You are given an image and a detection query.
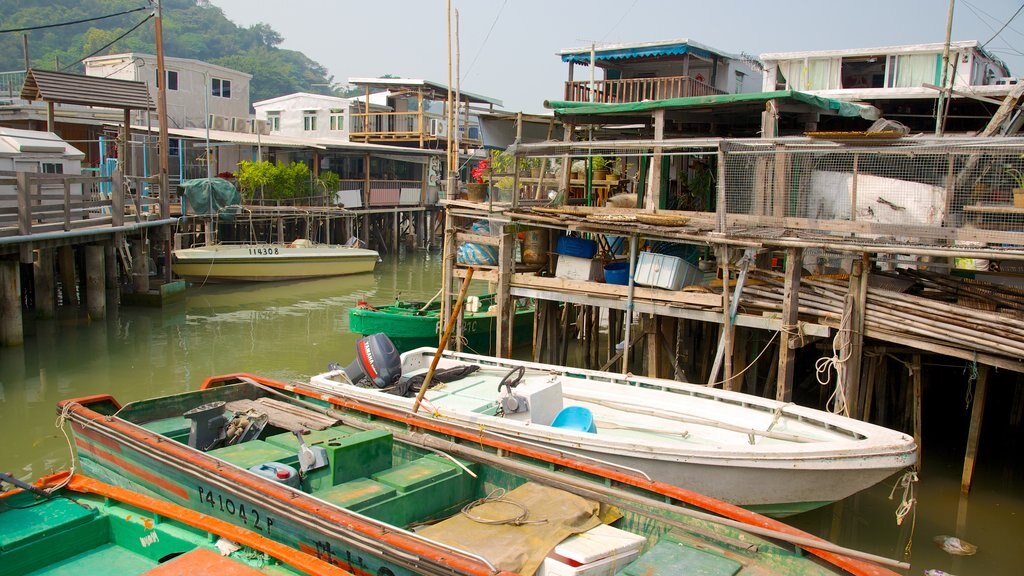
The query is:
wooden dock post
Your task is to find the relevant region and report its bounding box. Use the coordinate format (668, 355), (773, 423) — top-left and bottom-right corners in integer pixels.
(0, 259), (23, 346)
(58, 245), (78, 307)
(776, 247), (803, 402)
(961, 364), (989, 494)
(84, 245), (105, 319)
(495, 225), (514, 358)
(104, 242), (119, 305)
(131, 239), (149, 294)
(33, 248), (56, 319)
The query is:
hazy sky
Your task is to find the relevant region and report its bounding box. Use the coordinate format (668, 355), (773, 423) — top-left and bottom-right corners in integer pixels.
(211, 0), (1024, 113)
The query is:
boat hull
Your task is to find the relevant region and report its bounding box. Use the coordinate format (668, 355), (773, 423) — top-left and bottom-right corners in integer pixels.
(310, 349), (917, 517)
(172, 244), (378, 283)
(349, 297), (535, 354)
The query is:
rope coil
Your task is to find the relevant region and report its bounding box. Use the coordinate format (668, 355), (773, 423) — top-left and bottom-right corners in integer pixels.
(460, 488), (546, 526)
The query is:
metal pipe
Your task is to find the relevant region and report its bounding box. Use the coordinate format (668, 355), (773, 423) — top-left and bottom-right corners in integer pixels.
(0, 218), (179, 246)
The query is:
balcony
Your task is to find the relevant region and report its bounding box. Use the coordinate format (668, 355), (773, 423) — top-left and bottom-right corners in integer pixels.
(349, 112), (481, 146)
(564, 75), (724, 104)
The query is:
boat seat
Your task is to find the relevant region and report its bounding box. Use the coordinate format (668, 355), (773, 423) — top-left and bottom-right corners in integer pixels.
(550, 406), (597, 433)
(0, 497), (99, 552)
(265, 428), (393, 490)
(139, 416), (193, 444)
(207, 440), (298, 470)
(312, 478), (397, 510)
(356, 455), (478, 526)
(619, 540), (742, 576)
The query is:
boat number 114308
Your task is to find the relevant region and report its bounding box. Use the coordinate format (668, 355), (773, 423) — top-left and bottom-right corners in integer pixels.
(248, 247), (280, 255)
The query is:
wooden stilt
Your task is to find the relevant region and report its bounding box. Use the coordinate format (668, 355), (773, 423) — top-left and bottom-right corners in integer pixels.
(776, 247), (803, 402)
(34, 248), (55, 319)
(845, 259), (866, 415)
(58, 245), (78, 307)
(0, 259), (23, 347)
(84, 245), (105, 319)
(495, 226), (514, 358)
(961, 364), (989, 494)
(646, 314), (661, 378)
(131, 239), (149, 294)
(912, 353), (923, 471)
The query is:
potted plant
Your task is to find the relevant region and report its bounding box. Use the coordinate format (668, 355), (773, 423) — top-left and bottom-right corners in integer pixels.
(467, 159), (489, 202)
(592, 156), (609, 180)
(1007, 165), (1024, 208)
(571, 159), (587, 180)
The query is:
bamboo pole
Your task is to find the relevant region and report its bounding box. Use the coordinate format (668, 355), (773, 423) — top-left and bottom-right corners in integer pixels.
(412, 267), (474, 413)
(961, 364), (989, 494)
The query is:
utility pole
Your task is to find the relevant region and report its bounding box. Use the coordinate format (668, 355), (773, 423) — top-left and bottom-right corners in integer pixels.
(154, 0), (172, 280)
(935, 0), (955, 136)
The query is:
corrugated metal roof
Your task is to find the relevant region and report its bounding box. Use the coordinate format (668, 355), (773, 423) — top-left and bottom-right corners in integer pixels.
(347, 77), (503, 107)
(21, 69), (154, 110)
(544, 90), (880, 120)
(559, 39), (722, 64)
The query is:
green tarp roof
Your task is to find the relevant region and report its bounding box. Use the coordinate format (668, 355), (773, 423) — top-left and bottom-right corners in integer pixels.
(544, 90), (879, 120)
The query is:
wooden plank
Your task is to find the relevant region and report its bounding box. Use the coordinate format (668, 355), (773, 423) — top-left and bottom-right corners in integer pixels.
(225, 397), (338, 431)
(511, 272), (721, 307)
(960, 364), (989, 494)
(455, 231), (500, 247)
(776, 247), (802, 402)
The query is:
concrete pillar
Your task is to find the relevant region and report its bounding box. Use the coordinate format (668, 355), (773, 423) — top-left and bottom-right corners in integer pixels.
(0, 259), (23, 346)
(85, 245), (106, 319)
(58, 245), (78, 307)
(33, 248), (56, 319)
(131, 238), (150, 293)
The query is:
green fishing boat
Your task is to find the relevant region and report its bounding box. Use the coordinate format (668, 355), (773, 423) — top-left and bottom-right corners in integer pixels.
(0, 471), (347, 576)
(349, 294), (534, 353)
(58, 376), (907, 576)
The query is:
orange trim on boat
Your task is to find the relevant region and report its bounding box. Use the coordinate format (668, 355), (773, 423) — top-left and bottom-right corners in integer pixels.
(203, 373), (899, 576)
(59, 395), (513, 576)
(66, 474), (352, 576)
(74, 437), (189, 501)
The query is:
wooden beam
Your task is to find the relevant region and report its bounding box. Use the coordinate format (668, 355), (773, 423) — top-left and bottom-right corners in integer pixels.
(960, 364), (989, 494)
(495, 227), (514, 358)
(776, 247), (802, 402)
(646, 109), (665, 211)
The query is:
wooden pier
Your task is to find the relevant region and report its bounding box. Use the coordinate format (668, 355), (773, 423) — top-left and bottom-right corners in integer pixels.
(439, 135), (1024, 495)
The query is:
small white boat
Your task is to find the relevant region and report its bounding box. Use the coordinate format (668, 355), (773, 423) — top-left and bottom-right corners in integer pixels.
(172, 239), (379, 283)
(311, 337), (918, 517)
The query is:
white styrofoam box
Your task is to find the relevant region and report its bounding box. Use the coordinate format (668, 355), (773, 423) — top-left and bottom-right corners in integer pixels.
(633, 252), (699, 290)
(538, 524), (646, 576)
(555, 254), (602, 282)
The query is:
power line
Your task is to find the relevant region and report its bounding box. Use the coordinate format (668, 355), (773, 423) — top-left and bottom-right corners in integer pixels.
(462, 0), (508, 82)
(601, 0), (639, 42)
(61, 13), (154, 72)
(982, 2), (1024, 48)
(0, 6), (150, 34)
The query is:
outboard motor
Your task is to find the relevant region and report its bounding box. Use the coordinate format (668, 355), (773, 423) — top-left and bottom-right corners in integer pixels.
(184, 400), (229, 451)
(345, 333), (402, 388)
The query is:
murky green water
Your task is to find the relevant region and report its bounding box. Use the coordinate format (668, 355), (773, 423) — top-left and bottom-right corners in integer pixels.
(1, 252), (1019, 574)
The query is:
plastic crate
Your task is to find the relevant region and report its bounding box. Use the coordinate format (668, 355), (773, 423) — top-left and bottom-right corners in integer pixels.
(633, 252), (700, 290)
(556, 235), (597, 259)
(555, 254), (602, 281)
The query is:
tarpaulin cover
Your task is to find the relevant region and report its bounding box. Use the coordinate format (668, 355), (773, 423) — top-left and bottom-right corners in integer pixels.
(181, 178), (241, 219)
(418, 482), (602, 575)
(545, 90), (880, 120)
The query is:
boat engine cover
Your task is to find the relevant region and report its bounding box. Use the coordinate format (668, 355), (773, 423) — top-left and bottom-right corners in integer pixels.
(345, 333), (402, 388)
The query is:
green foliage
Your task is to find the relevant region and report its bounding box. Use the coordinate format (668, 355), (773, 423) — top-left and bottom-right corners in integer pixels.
(235, 160), (311, 200)
(0, 0), (334, 105)
(591, 156), (609, 172)
(316, 170), (340, 194)
(1006, 165), (1024, 189)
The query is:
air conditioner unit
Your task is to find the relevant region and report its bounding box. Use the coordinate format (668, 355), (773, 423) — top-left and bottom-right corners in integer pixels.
(429, 118), (447, 137)
(234, 117), (252, 133)
(253, 119), (270, 135)
(208, 114), (228, 131)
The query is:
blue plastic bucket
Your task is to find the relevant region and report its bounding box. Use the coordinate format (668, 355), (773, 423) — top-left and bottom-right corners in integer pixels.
(604, 261), (630, 285)
(550, 406), (597, 433)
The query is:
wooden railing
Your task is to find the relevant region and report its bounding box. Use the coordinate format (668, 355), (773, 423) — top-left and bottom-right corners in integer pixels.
(564, 75), (724, 104)
(0, 171), (165, 240)
(349, 112), (481, 145)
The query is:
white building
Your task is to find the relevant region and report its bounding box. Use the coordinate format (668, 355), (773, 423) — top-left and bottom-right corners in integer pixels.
(0, 127), (84, 209)
(84, 53), (252, 130)
(252, 92), (386, 141)
(760, 41), (1012, 99)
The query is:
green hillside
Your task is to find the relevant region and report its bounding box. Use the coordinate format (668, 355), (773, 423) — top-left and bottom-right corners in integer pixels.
(0, 0), (335, 105)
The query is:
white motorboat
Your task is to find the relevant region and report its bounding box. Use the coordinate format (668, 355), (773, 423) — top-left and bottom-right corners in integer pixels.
(172, 239), (379, 283)
(311, 336), (918, 517)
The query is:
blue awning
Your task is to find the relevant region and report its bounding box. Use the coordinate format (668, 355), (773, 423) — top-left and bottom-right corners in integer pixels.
(561, 42), (714, 64)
